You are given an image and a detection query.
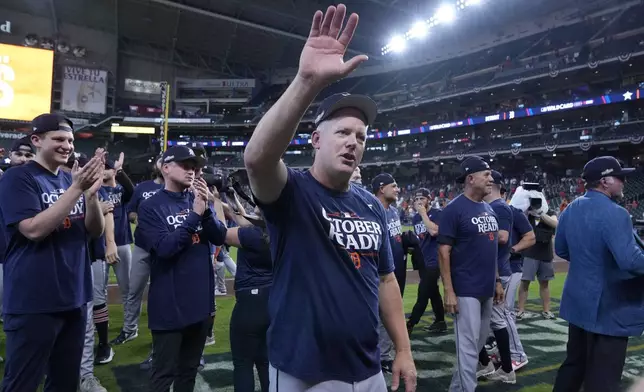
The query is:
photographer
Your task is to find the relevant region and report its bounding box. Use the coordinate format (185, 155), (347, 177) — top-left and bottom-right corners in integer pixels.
(516, 186), (558, 320)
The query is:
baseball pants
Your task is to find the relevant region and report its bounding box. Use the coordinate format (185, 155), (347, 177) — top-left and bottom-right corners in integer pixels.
(123, 245), (151, 333)
(449, 296), (493, 392)
(104, 245), (132, 326)
(215, 248), (237, 293)
(268, 365), (387, 392)
(2, 304), (87, 392)
(80, 260), (108, 379)
(506, 272), (522, 312)
(491, 276), (526, 362)
(378, 315), (394, 362)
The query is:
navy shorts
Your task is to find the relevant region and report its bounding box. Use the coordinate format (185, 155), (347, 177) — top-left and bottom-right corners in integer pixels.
(2, 305), (87, 391)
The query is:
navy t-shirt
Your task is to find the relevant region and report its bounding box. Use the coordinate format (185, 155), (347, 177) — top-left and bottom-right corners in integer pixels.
(385, 205), (405, 271)
(510, 206), (533, 273)
(129, 180), (163, 248)
(234, 226), (273, 291)
(102, 184), (132, 246)
(490, 198), (513, 277)
(89, 187), (109, 262)
(256, 168), (394, 384)
(0, 161), (92, 314)
(137, 189), (227, 330)
(437, 194), (498, 298)
(412, 208), (442, 268)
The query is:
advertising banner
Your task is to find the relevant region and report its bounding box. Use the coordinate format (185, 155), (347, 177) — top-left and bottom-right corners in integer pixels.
(0, 44), (53, 122)
(61, 66), (107, 114)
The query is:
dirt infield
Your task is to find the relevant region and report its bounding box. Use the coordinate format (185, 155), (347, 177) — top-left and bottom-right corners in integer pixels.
(107, 261), (570, 305)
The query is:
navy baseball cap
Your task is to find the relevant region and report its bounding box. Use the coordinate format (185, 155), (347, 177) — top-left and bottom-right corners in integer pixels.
(491, 170), (503, 184)
(10, 137), (34, 153)
(371, 173), (395, 194)
(162, 146), (206, 167)
(314, 93), (378, 127)
(188, 142), (206, 157)
(456, 156), (491, 183)
(582, 156), (635, 182)
(105, 158), (116, 170)
(415, 188), (431, 198)
(31, 113), (73, 135)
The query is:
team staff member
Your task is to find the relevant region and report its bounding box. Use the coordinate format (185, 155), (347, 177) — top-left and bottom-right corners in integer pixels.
(100, 154), (137, 345)
(0, 114), (106, 391)
(516, 193), (558, 320)
(244, 5), (416, 392)
(554, 156), (644, 392)
(222, 200), (272, 392)
(407, 188), (446, 335)
(137, 146), (227, 392)
(372, 173), (404, 373)
(478, 170), (522, 382)
(0, 137), (35, 324)
(437, 156), (503, 392)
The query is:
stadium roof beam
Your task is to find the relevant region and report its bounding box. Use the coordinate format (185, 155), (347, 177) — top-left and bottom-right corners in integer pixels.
(146, 0), (375, 59)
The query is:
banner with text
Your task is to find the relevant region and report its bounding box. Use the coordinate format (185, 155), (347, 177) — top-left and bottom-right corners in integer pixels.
(124, 78), (162, 95)
(61, 67), (107, 114)
(177, 78), (256, 89)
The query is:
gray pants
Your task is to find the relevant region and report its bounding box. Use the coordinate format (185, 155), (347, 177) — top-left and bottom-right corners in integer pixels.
(104, 245), (132, 311)
(123, 245), (150, 333)
(269, 364), (387, 392)
(449, 296), (493, 392)
(215, 248), (237, 293)
(492, 276), (526, 362)
(506, 272), (521, 312)
(377, 317), (393, 362)
(80, 260), (107, 379)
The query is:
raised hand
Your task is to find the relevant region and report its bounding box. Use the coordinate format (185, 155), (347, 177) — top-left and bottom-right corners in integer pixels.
(114, 152), (125, 171)
(298, 4), (368, 88)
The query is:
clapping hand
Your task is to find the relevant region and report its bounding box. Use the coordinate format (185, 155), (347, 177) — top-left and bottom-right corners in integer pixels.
(72, 148), (105, 196)
(192, 178), (209, 216)
(297, 4), (368, 88)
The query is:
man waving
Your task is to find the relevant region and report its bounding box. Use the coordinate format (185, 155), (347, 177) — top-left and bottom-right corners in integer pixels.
(244, 4), (416, 392)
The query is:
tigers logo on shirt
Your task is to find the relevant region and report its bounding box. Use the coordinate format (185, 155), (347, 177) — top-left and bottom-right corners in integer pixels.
(41, 189), (85, 228)
(471, 212), (498, 240)
(322, 207), (383, 269)
(165, 209), (202, 242)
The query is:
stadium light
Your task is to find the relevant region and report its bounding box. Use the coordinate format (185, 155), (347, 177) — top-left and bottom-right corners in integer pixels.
(381, 0), (482, 55)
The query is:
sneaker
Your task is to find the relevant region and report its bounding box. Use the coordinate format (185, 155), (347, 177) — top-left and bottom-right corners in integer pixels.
(486, 367), (517, 384)
(80, 375), (107, 392)
(476, 362), (495, 378)
(489, 351), (500, 365)
(94, 344), (114, 365)
(204, 335), (216, 346)
(140, 351), (153, 370)
(381, 359), (393, 374)
(516, 311), (526, 320)
(198, 356), (205, 372)
(512, 358), (529, 371)
(424, 320), (448, 334)
(542, 311), (556, 320)
(485, 338), (497, 352)
(110, 329), (138, 345)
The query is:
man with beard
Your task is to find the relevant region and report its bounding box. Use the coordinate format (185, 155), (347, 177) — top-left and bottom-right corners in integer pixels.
(407, 188), (446, 335)
(372, 173), (404, 373)
(0, 113), (105, 391)
(554, 156), (644, 392)
(438, 156), (504, 392)
(243, 4), (416, 391)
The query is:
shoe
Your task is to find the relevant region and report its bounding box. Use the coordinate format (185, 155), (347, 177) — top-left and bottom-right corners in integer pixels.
(485, 337), (497, 352)
(476, 362), (495, 378)
(516, 311), (526, 320)
(205, 335), (216, 346)
(80, 375), (107, 392)
(489, 351), (500, 365)
(512, 358), (529, 371)
(486, 367), (517, 384)
(140, 351), (153, 370)
(94, 344), (114, 365)
(198, 356), (205, 372)
(215, 290), (226, 296)
(424, 320), (448, 334)
(110, 329), (138, 345)
(542, 311), (556, 320)
(381, 359), (393, 374)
